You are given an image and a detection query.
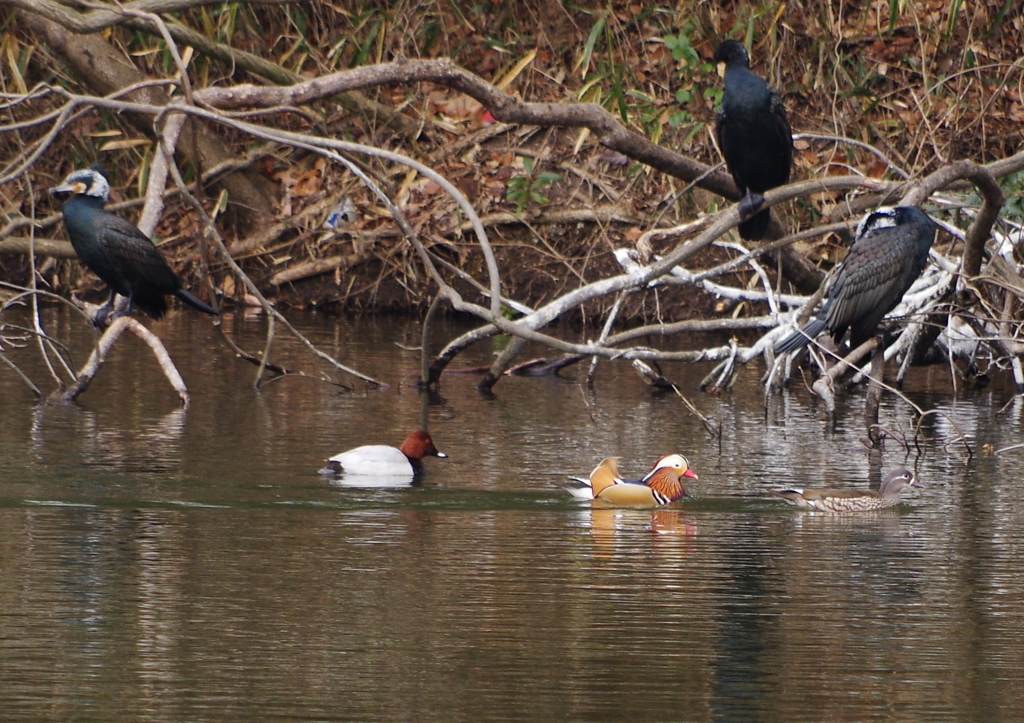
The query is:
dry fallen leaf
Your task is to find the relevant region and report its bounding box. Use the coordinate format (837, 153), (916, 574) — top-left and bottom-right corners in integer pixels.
(442, 93), (484, 119)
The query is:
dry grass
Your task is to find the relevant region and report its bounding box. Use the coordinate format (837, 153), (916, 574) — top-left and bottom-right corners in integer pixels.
(1, 0), (1022, 319)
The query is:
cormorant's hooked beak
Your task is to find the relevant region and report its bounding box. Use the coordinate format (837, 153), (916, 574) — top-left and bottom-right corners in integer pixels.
(50, 180), (85, 196)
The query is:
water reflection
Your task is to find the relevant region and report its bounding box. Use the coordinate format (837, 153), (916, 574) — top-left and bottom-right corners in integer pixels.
(1, 307), (1024, 721)
(328, 474), (420, 488)
(580, 506), (698, 554)
(29, 404), (187, 475)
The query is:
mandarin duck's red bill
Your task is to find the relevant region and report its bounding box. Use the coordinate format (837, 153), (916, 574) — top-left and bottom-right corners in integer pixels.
(563, 454), (696, 507)
(772, 469), (920, 512)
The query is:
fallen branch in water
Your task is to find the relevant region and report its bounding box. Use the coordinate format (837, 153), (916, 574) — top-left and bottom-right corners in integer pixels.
(57, 316), (190, 407)
(3, 54), (1023, 403)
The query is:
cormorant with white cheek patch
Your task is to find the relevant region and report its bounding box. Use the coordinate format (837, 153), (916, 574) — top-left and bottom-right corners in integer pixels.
(51, 165), (218, 325)
(774, 205), (937, 355)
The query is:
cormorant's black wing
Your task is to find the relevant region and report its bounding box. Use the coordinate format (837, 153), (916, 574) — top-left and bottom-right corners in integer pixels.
(714, 63), (792, 240)
(823, 224), (924, 348)
(768, 90), (792, 187)
(93, 212), (180, 293)
(713, 105), (731, 174)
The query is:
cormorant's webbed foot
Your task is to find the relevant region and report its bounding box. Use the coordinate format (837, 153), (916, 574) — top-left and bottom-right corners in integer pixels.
(105, 296), (134, 324)
(737, 191), (766, 222)
(92, 302), (114, 328)
(92, 292), (131, 327)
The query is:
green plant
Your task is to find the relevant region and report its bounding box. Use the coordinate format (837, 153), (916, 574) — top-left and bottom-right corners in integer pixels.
(506, 157), (560, 214)
(663, 28), (699, 70)
(663, 23), (716, 128)
(997, 171), (1024, 223)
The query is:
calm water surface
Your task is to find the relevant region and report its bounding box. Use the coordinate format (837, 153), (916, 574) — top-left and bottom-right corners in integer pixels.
(2, 307), (1023, 722)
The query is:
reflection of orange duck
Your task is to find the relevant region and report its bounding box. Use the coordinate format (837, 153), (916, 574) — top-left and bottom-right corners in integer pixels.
(564, 455), (696, 507)
(649, 508), (697, 537)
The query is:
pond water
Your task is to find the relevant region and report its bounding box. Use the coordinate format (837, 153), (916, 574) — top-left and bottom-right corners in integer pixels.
(2, 306), (1023, 722)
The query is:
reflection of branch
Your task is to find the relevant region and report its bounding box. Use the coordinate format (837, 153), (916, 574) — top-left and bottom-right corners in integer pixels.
(58, 317), (190, 407)
(162, 155), (387, 388)
(0, 351), (42, 398)
(913, 409), (973, 460)
(810, 338), (880, 413)
(670, 382), (721, 439)
(805, 330), (945, 423)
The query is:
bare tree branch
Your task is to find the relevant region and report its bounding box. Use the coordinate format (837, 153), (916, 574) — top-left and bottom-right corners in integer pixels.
(193, 58), (744, 200)
(57, 316), (190, 407)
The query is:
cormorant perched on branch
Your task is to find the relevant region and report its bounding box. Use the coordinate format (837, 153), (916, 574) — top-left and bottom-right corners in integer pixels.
(774, 206), (937, 354)
(51, 165), (219, 324)
(713, 39), (793, 241)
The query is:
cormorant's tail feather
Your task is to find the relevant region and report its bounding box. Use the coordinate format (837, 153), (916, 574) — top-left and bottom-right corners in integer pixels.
(737, 209), (771, 241)
(133, 293), (168, 320)
(774, 318), (828, 354)
(175, 288), (219, 316)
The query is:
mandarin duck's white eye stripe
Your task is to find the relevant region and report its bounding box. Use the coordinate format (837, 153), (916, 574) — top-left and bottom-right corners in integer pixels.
(650, 454), (687, 472)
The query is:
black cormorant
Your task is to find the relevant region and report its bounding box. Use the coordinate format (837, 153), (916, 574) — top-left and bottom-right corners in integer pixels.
(774, 205), (937, 354)
(713, 39), (793, 241)
(51, 165), (218, 324)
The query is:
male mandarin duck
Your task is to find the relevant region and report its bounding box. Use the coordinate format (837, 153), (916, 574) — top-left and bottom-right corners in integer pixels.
(772, 469), (920, 512)
(564, 455), (697, 507)
(319, 430), (446, 478)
